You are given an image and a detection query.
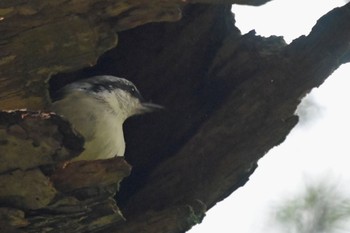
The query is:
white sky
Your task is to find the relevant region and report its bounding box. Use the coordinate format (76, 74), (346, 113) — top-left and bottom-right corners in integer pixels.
(189, 0), (350, 232)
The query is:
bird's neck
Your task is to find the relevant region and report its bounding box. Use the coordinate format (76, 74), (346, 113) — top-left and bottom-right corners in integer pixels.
(103, 93), (130, 121)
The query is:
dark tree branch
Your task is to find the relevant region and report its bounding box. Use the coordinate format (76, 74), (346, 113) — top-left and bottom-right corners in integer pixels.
(120, 2), (350, 216)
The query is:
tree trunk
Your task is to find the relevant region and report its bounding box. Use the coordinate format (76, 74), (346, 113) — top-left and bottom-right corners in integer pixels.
(1, 1), (350, 232)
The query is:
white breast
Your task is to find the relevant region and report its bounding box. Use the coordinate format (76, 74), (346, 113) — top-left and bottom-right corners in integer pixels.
(52, 91), (126, 161)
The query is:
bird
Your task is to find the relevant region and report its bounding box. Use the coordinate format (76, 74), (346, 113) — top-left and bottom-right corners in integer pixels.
(51, 75), (162, 161)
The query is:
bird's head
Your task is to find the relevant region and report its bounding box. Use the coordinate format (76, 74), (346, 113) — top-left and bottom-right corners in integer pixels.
(75, 75), (162, 119)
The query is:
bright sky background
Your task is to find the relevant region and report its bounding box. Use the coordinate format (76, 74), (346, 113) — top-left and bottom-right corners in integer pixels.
(189, 0), (350, 232)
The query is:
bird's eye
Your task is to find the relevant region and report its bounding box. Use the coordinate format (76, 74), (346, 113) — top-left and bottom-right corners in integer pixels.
(131, 87), (136, 93)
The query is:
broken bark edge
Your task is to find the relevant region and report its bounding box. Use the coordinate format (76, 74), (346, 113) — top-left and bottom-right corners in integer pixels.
(0, 110), (132, 232)
(112, 200), (207, 233)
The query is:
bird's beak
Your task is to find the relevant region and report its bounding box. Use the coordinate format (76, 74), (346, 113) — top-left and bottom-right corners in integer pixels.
(138, 102), (164, 114)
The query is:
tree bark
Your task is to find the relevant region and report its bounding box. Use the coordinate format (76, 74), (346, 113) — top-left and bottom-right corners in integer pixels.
(1, 1), (350, 232)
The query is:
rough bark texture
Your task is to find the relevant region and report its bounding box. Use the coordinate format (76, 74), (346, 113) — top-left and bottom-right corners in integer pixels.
(0, 111), (131, 232)
(1, 0), (350, 232)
